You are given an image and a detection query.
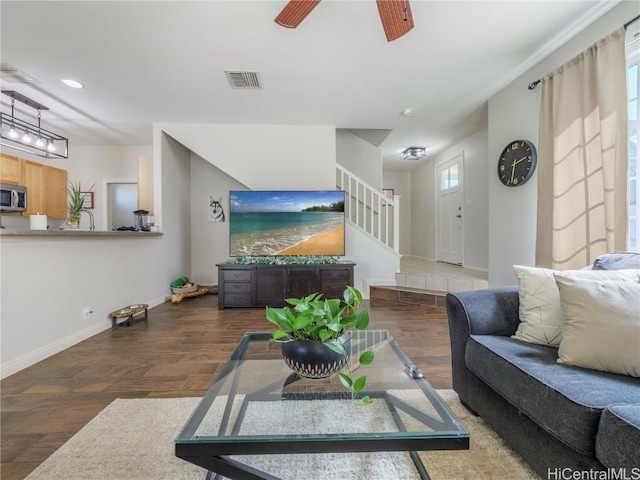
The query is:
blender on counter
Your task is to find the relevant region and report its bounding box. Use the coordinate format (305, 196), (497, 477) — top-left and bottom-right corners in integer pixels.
(133, 209), (154, 232)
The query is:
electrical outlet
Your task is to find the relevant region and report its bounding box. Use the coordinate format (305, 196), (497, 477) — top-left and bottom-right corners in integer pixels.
(82, 307), (93, 321)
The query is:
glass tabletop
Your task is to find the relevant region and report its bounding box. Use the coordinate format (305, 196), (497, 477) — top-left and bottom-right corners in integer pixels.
(175, 330), (468, 454)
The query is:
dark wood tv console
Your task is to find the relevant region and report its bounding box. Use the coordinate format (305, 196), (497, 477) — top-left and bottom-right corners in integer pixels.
(216, 262), (355, 309)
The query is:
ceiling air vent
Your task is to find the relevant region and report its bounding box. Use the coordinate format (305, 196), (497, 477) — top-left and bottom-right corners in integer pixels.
(1, 63), (40, 84)
(225, 71), (262, 89)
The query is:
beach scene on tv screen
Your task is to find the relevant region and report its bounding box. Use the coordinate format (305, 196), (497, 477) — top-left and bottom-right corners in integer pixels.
(229, 190), (345, 256)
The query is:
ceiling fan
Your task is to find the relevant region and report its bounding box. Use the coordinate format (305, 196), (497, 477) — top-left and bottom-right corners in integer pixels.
(274, 0), (414, 42)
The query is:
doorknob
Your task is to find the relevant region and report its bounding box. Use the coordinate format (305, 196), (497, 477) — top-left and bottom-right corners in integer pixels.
(456, 214), (462, 218)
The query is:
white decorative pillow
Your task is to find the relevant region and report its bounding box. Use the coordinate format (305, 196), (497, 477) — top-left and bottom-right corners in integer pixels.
(512, 266), (639, 347)
(554, 274), (640, 377)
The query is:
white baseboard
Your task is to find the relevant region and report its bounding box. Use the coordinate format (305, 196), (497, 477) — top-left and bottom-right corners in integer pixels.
(0, 321), (111, 380)
(0, 294), (169, 380)
(462, 263), (489, 273)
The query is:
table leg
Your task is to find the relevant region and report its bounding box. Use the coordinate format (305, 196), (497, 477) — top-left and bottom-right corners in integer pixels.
(184, 455), (281, 480)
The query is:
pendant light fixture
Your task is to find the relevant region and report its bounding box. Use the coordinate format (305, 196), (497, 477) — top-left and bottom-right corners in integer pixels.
(1, 90), (68, 159)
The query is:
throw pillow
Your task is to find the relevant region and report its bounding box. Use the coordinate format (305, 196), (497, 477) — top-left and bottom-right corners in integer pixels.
(512, 266), (639, 347)
(592, 252), (640, 270)
(554, 274), (640, 377)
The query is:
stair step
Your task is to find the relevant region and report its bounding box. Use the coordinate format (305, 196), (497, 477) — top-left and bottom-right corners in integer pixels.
(370, 286), (447, 308)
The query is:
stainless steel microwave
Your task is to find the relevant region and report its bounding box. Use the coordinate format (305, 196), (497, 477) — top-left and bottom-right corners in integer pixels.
(0, 183), (27, 212)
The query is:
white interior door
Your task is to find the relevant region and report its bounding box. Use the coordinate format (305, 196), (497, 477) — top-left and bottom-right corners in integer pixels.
(436, 154), (464, 265)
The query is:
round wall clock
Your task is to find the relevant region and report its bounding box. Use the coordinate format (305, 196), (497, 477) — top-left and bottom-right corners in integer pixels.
(497, 140), (537, 187)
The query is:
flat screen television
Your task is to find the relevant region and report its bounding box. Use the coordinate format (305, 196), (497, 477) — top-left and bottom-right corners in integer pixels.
(229, 190), (345, 257)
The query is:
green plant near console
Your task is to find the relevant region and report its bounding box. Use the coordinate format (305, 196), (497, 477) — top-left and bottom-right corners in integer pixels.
(265, 286), (375, 404)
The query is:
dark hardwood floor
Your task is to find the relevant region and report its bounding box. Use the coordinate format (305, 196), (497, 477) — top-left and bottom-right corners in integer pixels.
(0, 293), (452, 480)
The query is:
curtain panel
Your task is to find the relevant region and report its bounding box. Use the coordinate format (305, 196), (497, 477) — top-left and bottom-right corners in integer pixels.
(536, 27), (628, 270)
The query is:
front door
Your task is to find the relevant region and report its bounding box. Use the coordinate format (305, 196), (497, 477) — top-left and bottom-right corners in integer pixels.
(436, 154), (464, 265)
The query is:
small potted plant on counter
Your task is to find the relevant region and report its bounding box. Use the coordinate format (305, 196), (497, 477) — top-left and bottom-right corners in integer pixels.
(66, 181), (93, 229)
(266, 286), (375, 404)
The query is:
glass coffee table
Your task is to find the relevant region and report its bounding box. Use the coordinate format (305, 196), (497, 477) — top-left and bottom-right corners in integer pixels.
(175, 330), (469, 480)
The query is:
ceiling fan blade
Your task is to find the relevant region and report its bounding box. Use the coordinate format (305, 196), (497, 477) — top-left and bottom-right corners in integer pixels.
(376, 0), (414, 42)
(275, 0), (321, 28)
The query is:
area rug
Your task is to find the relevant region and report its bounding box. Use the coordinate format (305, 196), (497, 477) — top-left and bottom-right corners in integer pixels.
(25, 390), (540, 480)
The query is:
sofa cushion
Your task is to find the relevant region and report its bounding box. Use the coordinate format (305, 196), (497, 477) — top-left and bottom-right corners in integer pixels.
(512, 265), (639, 347)
(465, 335), (640, 456)
(592, 252), (640, 270)
(596, 404), (640, 468)
(554, 275), (640, 377)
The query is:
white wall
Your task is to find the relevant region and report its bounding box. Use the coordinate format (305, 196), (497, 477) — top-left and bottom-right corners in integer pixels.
(487, 1), (637, 287)
(0, 133), (190, 378)
(381, 169), (412, 255)
(345, 222), (400, 296)
(409, 127), (489, 270)
(155, 132), (193, 281)
(190, 153), (246, 285)
(156, 124), (336, 190)
(336, 129), (383, 189)
(0, 235), (167, 377)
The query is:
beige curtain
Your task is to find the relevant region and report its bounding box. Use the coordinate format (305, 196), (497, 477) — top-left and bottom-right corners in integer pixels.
(537, 27), (628, 270)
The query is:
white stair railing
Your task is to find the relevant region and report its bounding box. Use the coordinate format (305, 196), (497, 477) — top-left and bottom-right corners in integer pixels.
(336, 164), (400, 253)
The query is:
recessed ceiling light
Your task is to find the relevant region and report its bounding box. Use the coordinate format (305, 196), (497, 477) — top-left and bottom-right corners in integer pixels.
(61, 78), (84, 89)
(401, 108), (414, 117)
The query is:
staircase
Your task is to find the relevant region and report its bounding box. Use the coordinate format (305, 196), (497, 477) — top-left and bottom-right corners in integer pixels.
(336, 164), (399, 254)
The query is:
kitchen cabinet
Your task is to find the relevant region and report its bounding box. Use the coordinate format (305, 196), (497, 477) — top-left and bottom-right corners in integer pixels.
(1, 155), (68, 218)
(217, 262), (355, 309)
(22, 160), (45, 215)
(22, 161), (68, 218)
(44, 166), (68, 218)
(0, 154), (23, 185)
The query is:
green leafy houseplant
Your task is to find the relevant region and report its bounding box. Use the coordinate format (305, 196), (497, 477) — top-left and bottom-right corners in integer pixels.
(266, 286), (375, 404)
(66, 181), (94, 225)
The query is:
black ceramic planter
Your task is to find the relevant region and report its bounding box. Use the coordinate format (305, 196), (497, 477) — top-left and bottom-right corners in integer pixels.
(282, 333), (351, 379)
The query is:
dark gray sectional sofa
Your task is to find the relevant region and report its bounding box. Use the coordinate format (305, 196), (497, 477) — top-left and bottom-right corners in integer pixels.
(445, 254), (640, 477)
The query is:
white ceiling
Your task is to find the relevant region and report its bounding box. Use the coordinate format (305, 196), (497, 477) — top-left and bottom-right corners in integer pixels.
(0, 0), (619, 169)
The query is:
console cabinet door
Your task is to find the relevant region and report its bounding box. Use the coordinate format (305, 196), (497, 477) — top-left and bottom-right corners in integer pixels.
(287, 267), (319, 299)
(253, 268), (287, 306)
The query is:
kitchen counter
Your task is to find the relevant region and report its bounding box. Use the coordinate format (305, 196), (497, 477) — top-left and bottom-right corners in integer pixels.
(0, 229), (162, 237)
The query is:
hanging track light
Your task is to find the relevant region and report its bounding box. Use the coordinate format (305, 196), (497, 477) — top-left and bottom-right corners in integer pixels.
(1, 90), (68, 159)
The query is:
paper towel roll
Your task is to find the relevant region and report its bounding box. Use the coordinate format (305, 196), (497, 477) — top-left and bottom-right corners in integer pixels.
(30, 214), (47, 230)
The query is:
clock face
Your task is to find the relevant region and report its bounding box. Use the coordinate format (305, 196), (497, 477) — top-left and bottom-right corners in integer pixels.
(497, 140), (537, 187)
